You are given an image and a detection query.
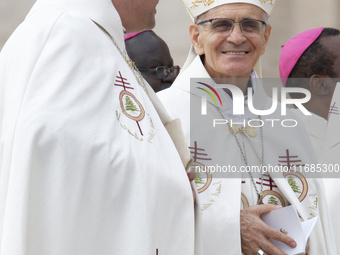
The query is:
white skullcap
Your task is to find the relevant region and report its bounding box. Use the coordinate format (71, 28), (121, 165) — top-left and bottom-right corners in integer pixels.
(181, 0), (276, 20)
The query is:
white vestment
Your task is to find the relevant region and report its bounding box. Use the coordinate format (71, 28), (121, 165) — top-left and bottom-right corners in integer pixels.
(158, 55), (336, 254)
(291, 109), (340, 254)
(0, 0), (197, 254)
(318, 84), (340, 254)
(291, 109), (327, 159)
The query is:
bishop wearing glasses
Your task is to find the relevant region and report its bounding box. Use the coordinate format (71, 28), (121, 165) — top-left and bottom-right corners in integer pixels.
(158, 0), (336, 254)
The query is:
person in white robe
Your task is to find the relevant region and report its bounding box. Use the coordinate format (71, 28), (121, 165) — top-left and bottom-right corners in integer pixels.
(280, 27), (340, 253)
(0, 0), (198, 254)
(319, 86), (340, 254)
(158, 1), (336, 254)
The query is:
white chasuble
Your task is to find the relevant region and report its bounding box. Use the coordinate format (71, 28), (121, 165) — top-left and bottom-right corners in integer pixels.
(291, 109), (327, 159)
(158, 55), (336, 255)
(0, 0), (196, 254)
(319, 84), (340, 254)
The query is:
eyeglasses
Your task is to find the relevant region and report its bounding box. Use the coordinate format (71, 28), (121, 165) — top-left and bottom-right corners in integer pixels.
(139, 66), (180, 80)
(197, 18), (267, 35)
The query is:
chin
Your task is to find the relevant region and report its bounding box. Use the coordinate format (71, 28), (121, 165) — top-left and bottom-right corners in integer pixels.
(130, 17), (155, 32)
(145, 16), (156, 30)
(221, 65), (253, 78)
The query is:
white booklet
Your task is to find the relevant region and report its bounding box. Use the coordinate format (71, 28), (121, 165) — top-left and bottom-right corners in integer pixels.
(261, 205), (318, 255)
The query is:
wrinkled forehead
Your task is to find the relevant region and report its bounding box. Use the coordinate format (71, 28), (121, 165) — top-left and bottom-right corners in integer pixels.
(197, 3), (267, 21)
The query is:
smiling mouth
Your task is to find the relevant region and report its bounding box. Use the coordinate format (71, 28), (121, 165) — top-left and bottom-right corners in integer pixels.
(222, 51), (248, 55)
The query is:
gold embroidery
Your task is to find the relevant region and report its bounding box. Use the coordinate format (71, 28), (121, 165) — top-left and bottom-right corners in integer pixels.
(227, 124), (257, 137)
(127, 129), (143, 141)
(308, 213), (316, 219)
(191, 0), (215, 8)
(259, 0), (274, 5)
(202, 199), (215, 211)
(211, 183), (222, 196)
(148, 114), (155, 129)
(190, 0), (273, 9)
(245, 125), (257, 137)
(147, 132), (155, 143)
(308, 194), (318, 211)
(202, 203), (212, 211)
(116, 111), (121, 121)
(314, 197), (318, 208)
(115, 110), (148, 142)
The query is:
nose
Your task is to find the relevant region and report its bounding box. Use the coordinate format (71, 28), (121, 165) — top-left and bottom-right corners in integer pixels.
(162, 66), (180, 83)
(226, 23), (246, 45)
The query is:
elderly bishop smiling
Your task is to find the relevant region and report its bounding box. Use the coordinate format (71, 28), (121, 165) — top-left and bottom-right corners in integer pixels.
(158, 0), (337, 254)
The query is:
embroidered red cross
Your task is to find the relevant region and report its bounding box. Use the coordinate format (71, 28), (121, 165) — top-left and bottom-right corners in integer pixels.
(329, 102), (339, 116)
(278, 149), (305, 169)
(256, 175), (277, 190)
(189, 141), (212, 162)
(114, 71), (134, 90)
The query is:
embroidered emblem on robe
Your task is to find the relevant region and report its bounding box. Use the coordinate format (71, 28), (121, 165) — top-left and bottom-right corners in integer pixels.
(191, 0), (215, 8)
(114, 71), (155, 142)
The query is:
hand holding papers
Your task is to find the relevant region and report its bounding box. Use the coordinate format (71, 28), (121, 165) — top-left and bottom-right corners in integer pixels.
(261, 205), (318, 255)
(240, 205), (297, 255)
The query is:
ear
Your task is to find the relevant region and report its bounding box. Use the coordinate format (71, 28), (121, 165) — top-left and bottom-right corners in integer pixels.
(189, 24), (204, 55)
(264, 24), (271, 46)
(309, 74), (335, 96)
